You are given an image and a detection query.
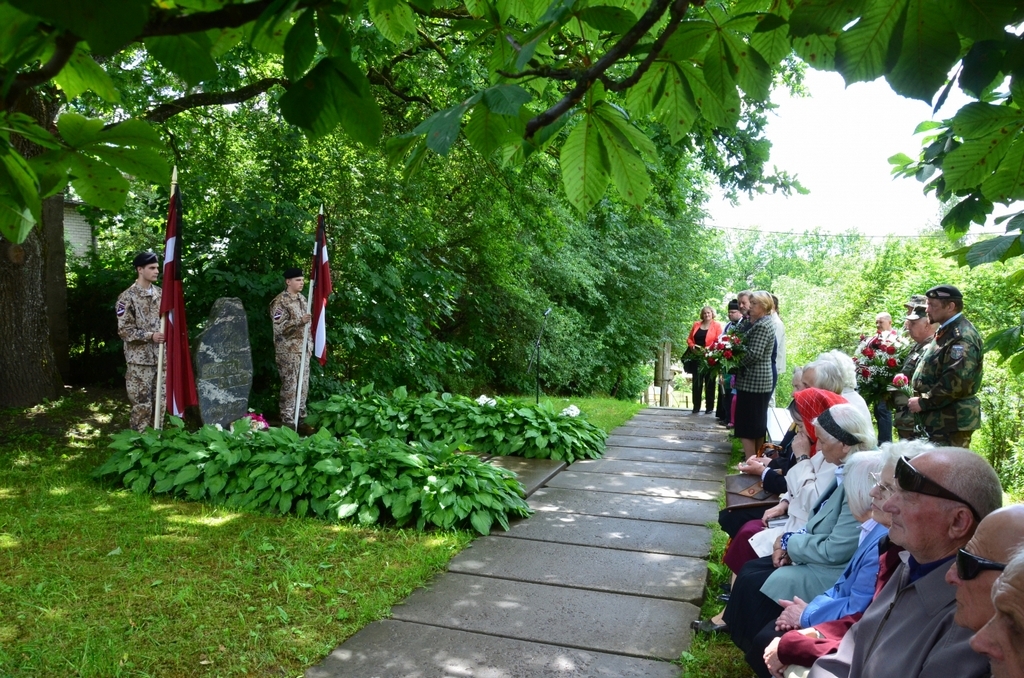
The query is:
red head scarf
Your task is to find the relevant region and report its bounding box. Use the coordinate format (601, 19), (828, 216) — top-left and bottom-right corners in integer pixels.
(792, 387), (847, 454)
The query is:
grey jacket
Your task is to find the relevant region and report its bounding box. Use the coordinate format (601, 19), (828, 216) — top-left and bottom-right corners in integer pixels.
(735, 316), (776, 393)
(807, 555), (989, 678)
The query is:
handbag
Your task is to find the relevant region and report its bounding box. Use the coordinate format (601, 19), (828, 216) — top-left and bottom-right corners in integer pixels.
(725, 474), (780, 509)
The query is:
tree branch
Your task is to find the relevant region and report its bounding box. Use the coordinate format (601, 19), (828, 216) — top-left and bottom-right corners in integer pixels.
(368, 68), (432, 106)
(6, 32), (80, 110)
(141, 0), (326, 38)
(141, 77), (288, 123)
(599, 0), (690, 92)
(524, 0), (695, 138)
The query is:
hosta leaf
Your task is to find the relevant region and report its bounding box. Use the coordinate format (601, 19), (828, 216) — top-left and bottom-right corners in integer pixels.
(835, 0), (907, 84)
(470, 509), (494, 535)
(560, 115), (610, 213)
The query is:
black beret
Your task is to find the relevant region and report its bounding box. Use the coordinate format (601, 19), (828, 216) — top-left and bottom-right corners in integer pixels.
(926, 285), (962, 301)
(133, 251), (158, 268)
(284, 267), (303, 279)
(727, 299), (740, 311)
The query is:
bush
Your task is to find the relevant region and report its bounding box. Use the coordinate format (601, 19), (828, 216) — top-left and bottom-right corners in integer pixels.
(306, 386), (607, 463)
(93, 418), (532, 534)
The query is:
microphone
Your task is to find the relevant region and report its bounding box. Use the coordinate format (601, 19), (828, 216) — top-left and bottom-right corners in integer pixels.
(544, 308), (552, 317)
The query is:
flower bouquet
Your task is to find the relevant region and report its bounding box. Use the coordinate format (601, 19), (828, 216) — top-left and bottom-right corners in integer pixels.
(700, 332), (745, 375)
(853, 334), (911, 405)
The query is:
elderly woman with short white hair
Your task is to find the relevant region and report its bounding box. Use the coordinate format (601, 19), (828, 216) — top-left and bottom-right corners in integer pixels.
(815, 350), (871, 423)
(719, 403), (877, 673)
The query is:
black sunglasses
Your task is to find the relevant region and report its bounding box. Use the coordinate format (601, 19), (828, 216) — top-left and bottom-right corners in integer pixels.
(894, 456), (982, 522)
(956, 548), (1006, 581)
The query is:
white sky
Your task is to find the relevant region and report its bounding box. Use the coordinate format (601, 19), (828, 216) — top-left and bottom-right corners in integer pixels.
(705, 69), (1002, 238)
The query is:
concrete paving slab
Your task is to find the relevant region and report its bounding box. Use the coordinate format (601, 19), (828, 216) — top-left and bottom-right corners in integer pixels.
(606, 434), (732, 453)
(448, 536), (707, 603)
(601, 445), (730, 467)
(486, 456), (566, 497)
(305, 619), (682, 677)
(493, 512), (712, 557)
(390, 573), (699, 660)
(571, 457), (724, 481)
(609, 429), (730, 443)
(528, 487), (719, 525)
(545, 471), (721, 501)
(615, 418), (722, 431)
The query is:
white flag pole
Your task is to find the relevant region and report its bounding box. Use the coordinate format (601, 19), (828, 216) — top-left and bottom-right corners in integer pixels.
(153, 166), (177, 430)
(293, 205), (321, 429)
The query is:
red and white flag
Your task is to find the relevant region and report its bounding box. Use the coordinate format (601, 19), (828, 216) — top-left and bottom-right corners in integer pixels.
(309, 210), (332, 366)
(159, 179), (198, 416)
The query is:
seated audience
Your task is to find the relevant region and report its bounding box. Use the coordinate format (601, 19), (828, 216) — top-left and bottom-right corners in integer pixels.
(806, 446), (1002, 678)
(971, 547), (1024, 678)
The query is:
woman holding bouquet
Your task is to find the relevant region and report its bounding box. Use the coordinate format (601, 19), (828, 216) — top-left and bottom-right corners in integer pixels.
(687, 306), (723, 415)
(735, 292), (777, 458)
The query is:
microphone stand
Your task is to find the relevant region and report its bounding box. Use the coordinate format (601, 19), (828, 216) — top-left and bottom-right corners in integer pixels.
(527, 308), (551, 405)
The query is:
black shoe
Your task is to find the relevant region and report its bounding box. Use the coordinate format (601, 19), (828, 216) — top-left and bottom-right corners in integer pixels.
(691, 619), (729, 634)
(719, 581), (731, 594)
(691, 409), (700, 415)
(716, 593), (730, 603)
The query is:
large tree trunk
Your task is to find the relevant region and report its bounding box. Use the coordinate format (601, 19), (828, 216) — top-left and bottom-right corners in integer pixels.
(0, 228), (64, 407)
(43, 194), (69, 380)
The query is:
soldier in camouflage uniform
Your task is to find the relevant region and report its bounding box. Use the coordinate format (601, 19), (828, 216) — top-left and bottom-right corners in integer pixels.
(892, 295), (935, 440)
(908, 285), (983, 448)
(270, 267), (311, 430)
(117, 251), (165, 432)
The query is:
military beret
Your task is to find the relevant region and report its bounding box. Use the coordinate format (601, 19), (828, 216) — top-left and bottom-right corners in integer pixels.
(904, 294), (927, 309)
(133, 251), (158, 268)
(926, 285), (962, 301)
(727, 299), (740, 311)
(284, 267), (302, 279)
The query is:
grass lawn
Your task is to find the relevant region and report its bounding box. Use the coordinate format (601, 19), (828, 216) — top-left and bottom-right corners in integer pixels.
(0, 388), (641, 677)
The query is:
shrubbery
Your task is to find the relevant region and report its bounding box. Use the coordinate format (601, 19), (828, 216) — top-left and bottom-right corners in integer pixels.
(94, 419), (532, 534)
(306, 386), (607, 463)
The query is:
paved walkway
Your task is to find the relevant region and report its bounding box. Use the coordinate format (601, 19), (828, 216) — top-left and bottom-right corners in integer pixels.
(306, 408), (731, 677)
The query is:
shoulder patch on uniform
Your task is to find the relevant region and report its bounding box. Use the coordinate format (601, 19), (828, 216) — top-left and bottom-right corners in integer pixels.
(116, 301), (126, 316)
(950, 345), (964, 360)
(273, 308), (283, 320)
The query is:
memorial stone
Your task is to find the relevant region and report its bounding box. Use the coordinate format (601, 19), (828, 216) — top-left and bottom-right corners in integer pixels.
(193, 297), (252, 427)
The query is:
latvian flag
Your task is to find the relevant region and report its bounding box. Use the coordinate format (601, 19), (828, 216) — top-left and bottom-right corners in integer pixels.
(159, 177), (199, 416)
(310, 210), (333, 366)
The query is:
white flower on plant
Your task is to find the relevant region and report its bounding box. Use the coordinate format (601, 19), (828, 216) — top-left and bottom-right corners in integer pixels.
(214, 423), (223, 431)
(476, 394), (497, 406)
(560, 405), (581, 417)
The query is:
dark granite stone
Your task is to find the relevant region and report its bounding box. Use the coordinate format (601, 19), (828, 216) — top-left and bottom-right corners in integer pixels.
(193, 297), (252, 427)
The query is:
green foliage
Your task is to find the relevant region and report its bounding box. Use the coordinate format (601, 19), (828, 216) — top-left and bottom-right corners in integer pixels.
(974, 367), (1024, 490)
(93, 417), (533, 534)
(307, 387), (608, 463)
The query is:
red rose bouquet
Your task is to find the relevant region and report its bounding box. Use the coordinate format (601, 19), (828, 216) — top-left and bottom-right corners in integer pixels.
(700, 332), (745, 375)
(853, 333), (911, 405)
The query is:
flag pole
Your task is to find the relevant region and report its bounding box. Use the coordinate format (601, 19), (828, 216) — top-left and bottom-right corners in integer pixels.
(293, 205), (321, 429)
(153, 166), (177, 430)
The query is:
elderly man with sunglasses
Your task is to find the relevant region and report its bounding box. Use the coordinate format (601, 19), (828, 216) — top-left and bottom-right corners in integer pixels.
(808, 447), (1002, 678)
(971, 547), (1024, 678)
(946, 505), (1024, 635)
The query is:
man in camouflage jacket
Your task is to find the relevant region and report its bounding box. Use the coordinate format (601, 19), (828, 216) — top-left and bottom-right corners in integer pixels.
(117, 251), (165, 432)
(270, 267), (311, 429)
(893, 296), (934, 440)
(909, 285), (983, 448)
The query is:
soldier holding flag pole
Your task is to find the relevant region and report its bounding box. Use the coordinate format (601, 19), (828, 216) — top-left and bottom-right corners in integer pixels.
(290, 205), (332, 431)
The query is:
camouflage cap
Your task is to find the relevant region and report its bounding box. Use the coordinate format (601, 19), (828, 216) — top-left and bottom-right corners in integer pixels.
(904, 294), (927, 309)
(906, 306), (928, 321)
(926, 284), (962, 300)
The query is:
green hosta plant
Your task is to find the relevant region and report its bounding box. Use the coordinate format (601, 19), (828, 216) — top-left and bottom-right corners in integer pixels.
(93, 418), (531, 534)
(307, 386), (607, 463)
